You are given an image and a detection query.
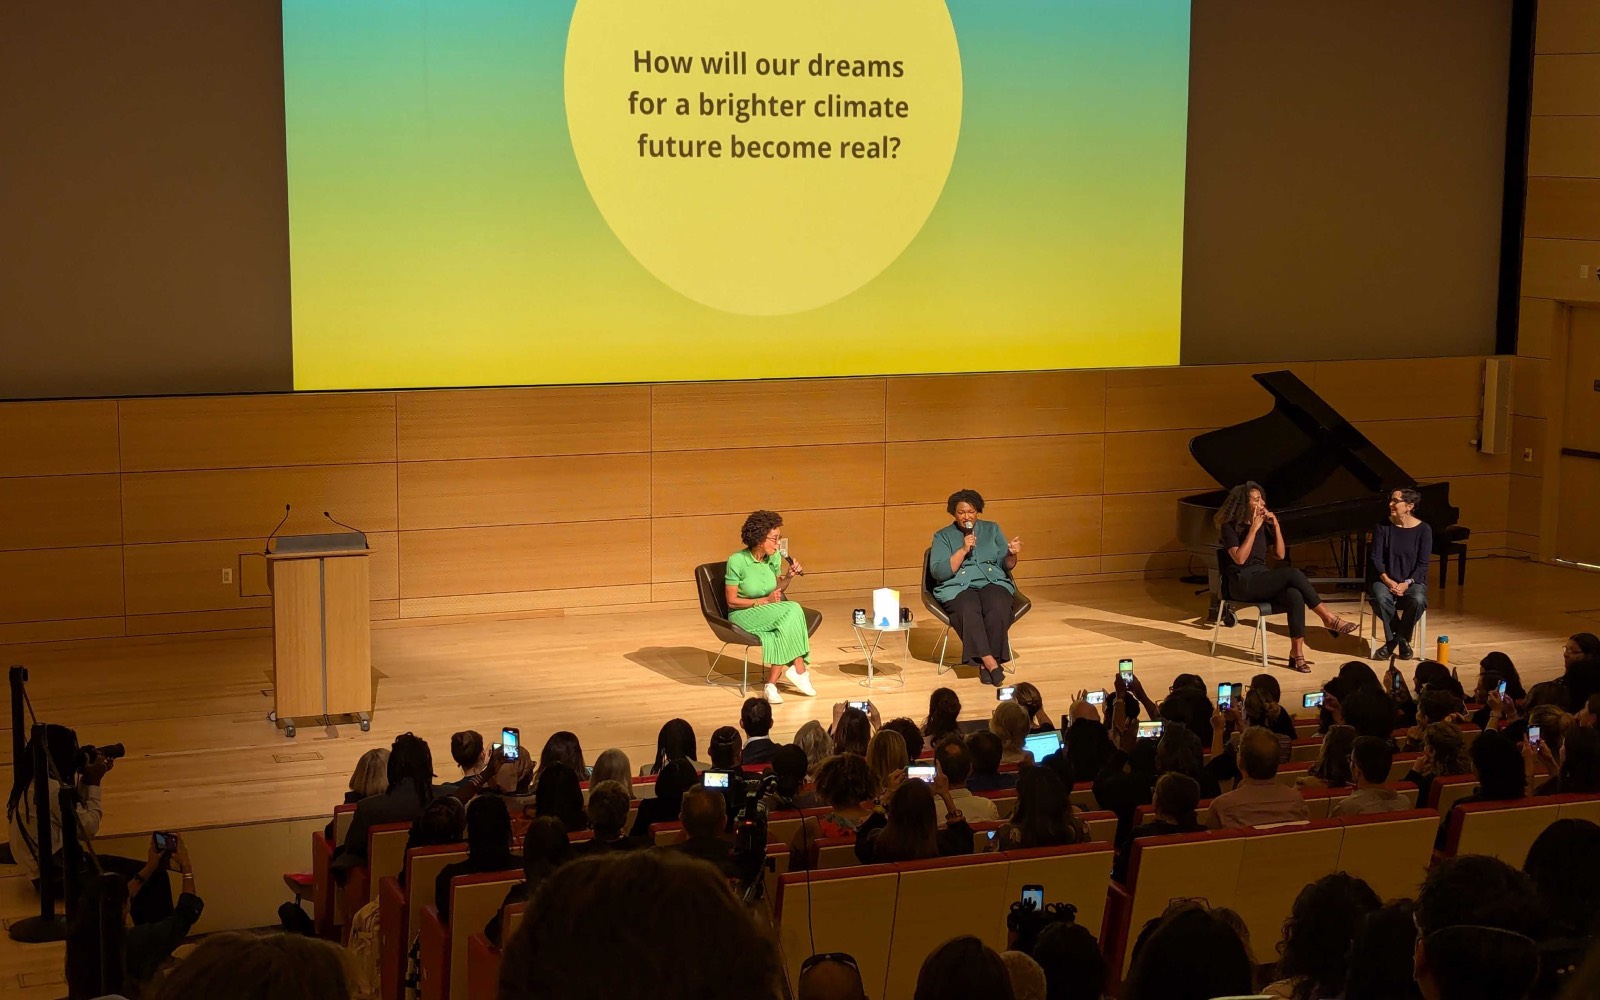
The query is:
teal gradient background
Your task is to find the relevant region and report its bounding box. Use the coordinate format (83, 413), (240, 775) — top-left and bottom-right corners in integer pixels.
(282, 0), (1191, 389)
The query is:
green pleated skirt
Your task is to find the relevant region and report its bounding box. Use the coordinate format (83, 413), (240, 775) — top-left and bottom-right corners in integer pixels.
(728, 601), (811, 666)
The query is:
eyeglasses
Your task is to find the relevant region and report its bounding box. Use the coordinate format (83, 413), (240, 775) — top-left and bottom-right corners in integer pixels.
(800, 952), (861, 977)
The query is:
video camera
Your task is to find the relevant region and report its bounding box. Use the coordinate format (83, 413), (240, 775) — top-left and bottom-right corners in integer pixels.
(732, 772), (781, 900)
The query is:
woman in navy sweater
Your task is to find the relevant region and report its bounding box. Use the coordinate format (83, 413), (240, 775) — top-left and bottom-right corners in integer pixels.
(1369, 488), (1432, 660)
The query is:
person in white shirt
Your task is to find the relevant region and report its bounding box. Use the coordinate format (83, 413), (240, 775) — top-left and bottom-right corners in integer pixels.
(934, 737), (999, 827)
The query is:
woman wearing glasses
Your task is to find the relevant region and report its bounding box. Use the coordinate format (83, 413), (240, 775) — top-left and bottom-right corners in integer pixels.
(725, 509), (815, 705)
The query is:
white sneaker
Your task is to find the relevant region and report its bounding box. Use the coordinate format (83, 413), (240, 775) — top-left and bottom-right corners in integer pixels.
(783, 666), (816, 697)
(764, 683), (784, 704)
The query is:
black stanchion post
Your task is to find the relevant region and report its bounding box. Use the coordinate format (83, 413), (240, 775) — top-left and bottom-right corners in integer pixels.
(96, 872), (126, 998)
(7, 666), (24, 793)
(8, 721), (67, 942)
(59, 785), (82, 921)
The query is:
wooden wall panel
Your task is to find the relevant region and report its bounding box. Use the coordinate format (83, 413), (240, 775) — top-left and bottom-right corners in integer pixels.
(400, 454), (650, 529)
(882, 497), (1102, 570)
(1354, 418), (1510, 479)
(653, 444), (885, 517)
(1521, 238), (1600, 304)
(885, 371), (1105, 441)
(1528, 117), (1600, 178)
(1532, 54), (1600, 115)
(1517, 297), (1560, 361)
(0, 474), (121, 550)
(884, 435), (1103, 505)
(1524, 177), (1600, 240)
(1102, 430), (1212, 494)
(1445, 474), (1511, 535)
(1557, 456), (1600, 564)
(1101, 491), (1189, 556)
(1537, 0), (1600, 53)
(1312, 357), (1487, 420)
(400, 520), (652, 598)
(396, 386), (651, 461)
(122, 465), (398, 543)
(651, 507), (883, 584)
(1104, 364), (1317, 433)
(0, 400), (119, 477)
(652, 378), (885, 451)
(0, 547), (123, 623)
(119, 393), (396, 472)
(123, 532), (398, 617)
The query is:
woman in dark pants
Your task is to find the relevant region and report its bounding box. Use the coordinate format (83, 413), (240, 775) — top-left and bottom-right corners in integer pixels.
(929, 489), (1022, 686)
(1216, 481), (1356, 673)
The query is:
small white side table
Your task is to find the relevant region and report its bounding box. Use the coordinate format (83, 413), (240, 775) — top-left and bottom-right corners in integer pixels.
(850, 621), (912, 689)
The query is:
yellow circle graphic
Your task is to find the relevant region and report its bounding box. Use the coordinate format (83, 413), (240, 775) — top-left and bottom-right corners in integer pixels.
(565, 0), (963, 316)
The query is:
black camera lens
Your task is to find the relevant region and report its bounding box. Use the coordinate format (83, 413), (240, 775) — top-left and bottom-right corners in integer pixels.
(99, 743), (126, 760)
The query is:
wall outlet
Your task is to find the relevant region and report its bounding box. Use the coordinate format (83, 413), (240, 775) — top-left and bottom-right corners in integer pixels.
(222, 567), (233, 584)
(1523, 447), (1534, 462)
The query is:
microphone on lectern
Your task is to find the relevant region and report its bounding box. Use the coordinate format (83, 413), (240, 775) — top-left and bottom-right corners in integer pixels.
(264, 504), (292, 555)
(323, 511), (369, 547)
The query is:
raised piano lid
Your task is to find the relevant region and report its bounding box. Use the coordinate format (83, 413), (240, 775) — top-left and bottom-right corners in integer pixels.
(1187, 370), (1415, 508)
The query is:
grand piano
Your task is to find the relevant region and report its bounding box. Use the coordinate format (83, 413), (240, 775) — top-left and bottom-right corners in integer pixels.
(1176, 371), (1461, 588)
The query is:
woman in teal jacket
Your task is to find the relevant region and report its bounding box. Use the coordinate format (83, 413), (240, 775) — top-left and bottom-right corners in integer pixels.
(929, 489), (1022, 686)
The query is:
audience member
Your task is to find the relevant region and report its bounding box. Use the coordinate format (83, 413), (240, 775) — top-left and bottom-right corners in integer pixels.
(538, 730), (587, 780)
(922, 687), (964, 746)
(589, 748), (633, 798)
(1341, 686), (1402, 743)
(739, 697), (777, 765)
(574, 780), (640, 855)
(708, 725), (744, 771)
(1092, 737), (1158, 843)
(441, 730), (486, 789)
(668, 785), (738, 877)
(1000, 950), (1047, 1000)
(1535, 724), (1600, 795)
(1264, 872), (1381, 1000)
(1061, 720), (1111, 787)
(855, 772), (973, 863)
(339, 732), (435, 865)
(498, 851), (781, 1000)
(486, 816), (570, 945)
(995, 766), (1087, 851)
(1156, 726), (1220, 798)
(990, 702), (1034, 765)
(1208, 727), (1308, 828)
(1402, 722), (1471, 806)
(966, 731), (1019, 793)
(1114, 772), (1203, 882)
(1013, 682), (1056, 733)
(1158, 685), (1216, 748)
(630, 757), (698, 837)
(533, 761), (589, 832)
(913, 935), (1015, 1000)
(764, 744), (815, 811)
(866, 729), (910, 798)
(793, 720), (832, 778)
(143, 931), (351, 1000)
(1248, 674), (1299, 740)
(1477, 650), (1527, 701)
(344, 748), (391, 803)
(647, 718), (705, 775)
(1029, 921), (1106, 1000)
(933, 737), (999, 824)
(1122, 904), (1254, 1000)
(1331, 736), (1409, 817)
(484, 747), (534, 796)
(1413, 856), (1544, 1000)
(1523, 818), (1600, 940)
(68, 833), (205, 998)
(402, 796), (466, 868)
(1342, 900), (1422, 1000)
(1297, 724), (1356, 790)
(797, 952), (867, 1000)
(435, 795), (517, 921)
(1238, 685), (1294, 763)
(882, 716), (927, 762)
(790, 753), (875, 869)
(1562, 633), (1600, 710)
(832, 707), (873, 757)
(1437, 729), (1526, 848)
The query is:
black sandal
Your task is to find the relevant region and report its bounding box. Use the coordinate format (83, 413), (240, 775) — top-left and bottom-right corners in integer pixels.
(1326, 616), (1358, 638)
(1288, 656), (1312, 673)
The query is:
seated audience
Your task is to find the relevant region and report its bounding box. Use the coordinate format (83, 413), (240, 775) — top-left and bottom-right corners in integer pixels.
(1092, 737), (1158, 842)
(344, 747), (391, 804)
(831, 706), (873, 757)
(1523, 818), (1600, 941)
(913, 935), (1014, 1000)
(143, 931), (351, 1000)
(793, 720), (832, 779)
(1413, 856), (1544, 1000)
(1400, 688), (1467, 751)
(966, 731), (1019, 793)
(866, 729), (909, 797)
(402, 796), (467, 875)
(1402, 722), (1471, 806)
(1114, 772), (1203, 882)
(588, 747), (634, 798)
(1263, 872), (1381, 1000)
(1248, 673), (1299, 740)
(573, 780), (641, 856)
(763, 744), (815, 812)
(1579, 693), (1600, 729)
(855, 772), (973, 864)
(1342, 901), (1422, 1000)
(486, 816), (570, 945)
(1122, 903), (1255, 1000)
(436, 795), (517, 922)
(645, 718), (706, 775)
(1156, 726), (1220, 798)
(538, 730), (587, 780)
(1000, 950), (1047, 1000)
(882, 716), (927, 762)
(1339, 685), (1402, 743)
(789, 753), (875, 869)
(922, 687), (964, 747)
(1208, 727), (1308, 829)
(1013, 682), (1056, 733)
(708, 725), (744, 770)
(532, 761), (589, 832)
(667, 785), (738, 877)
(1296, 724), (1356, 791)
(933, 737), (999, 824)
(739, 697), (777, 766)
(630, 757), (698, 837)
(497, 851), (782, 1000)
(1060, 720), (1110, 789)
(1331, 736), (1410, 817)
(991, 700), (1035, 765)
(440, 730), (486, 790)
(1473, 651), (1527, 718)
(67, 833), (205, 999)
(1533, 724), (1600, 795)
(797, 953), (867, 1000)
(1562, 632), (1600, 710)
(1028, 921), (1106, 1000)
(1437, 729), (1526, 848)
(338, 732), (435, 866)
(995, 765), (1088, 851)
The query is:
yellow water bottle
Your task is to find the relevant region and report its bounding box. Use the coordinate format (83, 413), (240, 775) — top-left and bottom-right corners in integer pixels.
(1436, 634), (1450, 666)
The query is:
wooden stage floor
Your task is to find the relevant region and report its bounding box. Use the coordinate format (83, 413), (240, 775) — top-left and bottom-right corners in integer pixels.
(5, 556), (1598, 839)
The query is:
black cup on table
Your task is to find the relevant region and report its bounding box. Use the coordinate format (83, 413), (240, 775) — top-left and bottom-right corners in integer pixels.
(853, 608), (867, 625)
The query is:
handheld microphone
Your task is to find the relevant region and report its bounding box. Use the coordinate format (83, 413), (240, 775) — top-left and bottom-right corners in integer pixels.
(323, 511), (368, 545)
(782, 552), (804, 576)
(264, 503), (292, 555)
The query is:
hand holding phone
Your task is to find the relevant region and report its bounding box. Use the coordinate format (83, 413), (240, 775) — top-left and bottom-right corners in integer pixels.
(702, 770), (732, 789)
(1020, 884), (1044, 909)
(501, 726), (520, 761)
(1118, 658), (1134, 683)
(848, 699), (871, 714)
(1303, 691), (1325, 709)
(152, 831), (177, 854)
(1086, 689), (1106, 706)
(997, 685), (1016, 702)
(1528, 725), (1542, 747)
(907, 763), (937, 783)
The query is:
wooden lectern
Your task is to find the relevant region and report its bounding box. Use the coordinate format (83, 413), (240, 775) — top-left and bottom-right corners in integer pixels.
(267, 531), (372, 738)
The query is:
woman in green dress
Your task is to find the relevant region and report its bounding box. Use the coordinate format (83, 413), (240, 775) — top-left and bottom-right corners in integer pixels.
(726, 510), (816, 705)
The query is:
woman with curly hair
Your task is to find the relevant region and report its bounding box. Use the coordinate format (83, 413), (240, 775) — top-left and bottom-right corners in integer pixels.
(1215, 481), (1356, 673)
(929, 488), (1024, 686)
(725, 509), (815, 704)
(1263, 872), (1382, 999)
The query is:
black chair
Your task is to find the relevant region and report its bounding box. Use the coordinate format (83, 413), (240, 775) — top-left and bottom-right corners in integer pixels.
(694, 561), (823, 696)
(1206, 547), (1283, 669)
(919, 548), (1031, 674)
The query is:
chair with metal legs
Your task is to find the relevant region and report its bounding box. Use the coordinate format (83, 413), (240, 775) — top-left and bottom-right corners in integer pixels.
(694, 562), (822, 696)
(1206, 549), (1286, 669)
(919, 549), (1031, 674)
